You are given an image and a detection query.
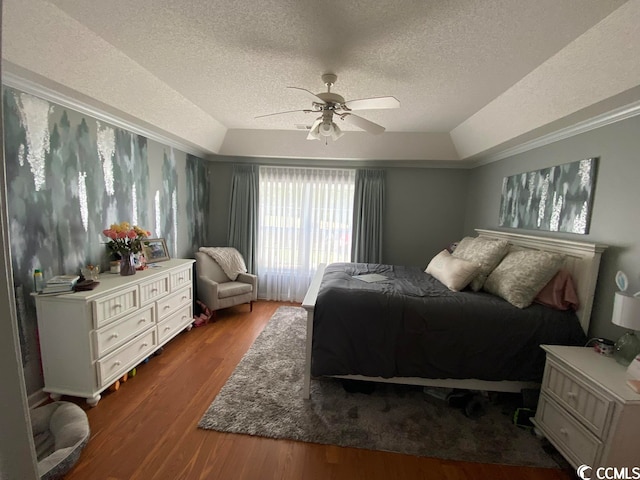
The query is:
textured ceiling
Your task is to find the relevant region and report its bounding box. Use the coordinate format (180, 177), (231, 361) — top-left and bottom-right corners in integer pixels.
(3, 0), (640, 161)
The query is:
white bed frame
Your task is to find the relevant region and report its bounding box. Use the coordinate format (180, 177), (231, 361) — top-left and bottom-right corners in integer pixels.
(301, 229), (607, 399)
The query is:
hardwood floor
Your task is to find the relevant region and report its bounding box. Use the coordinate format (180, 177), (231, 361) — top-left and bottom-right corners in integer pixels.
(63, 300), (574, 480)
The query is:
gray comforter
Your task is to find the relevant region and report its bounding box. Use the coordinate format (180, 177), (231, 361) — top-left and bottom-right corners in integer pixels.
(311, 263), (586, 381)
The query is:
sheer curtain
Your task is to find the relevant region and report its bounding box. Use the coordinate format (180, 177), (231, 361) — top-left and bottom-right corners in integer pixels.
(351, 169), (385, 263)
(257, 166), (355, 301)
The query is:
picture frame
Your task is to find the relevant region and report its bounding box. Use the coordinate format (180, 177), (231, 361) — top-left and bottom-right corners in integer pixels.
(498, 157), (598, 235)
(142, 238), (170, 263)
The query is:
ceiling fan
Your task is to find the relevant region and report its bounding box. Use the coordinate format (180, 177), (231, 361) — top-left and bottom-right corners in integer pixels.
(256, 74), (400, 142)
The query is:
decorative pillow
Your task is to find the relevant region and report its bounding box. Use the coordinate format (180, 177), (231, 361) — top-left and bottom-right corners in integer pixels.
(534, 269), (580, 311)
(484, 249), (565, 309)
(425, 249), (480, 292)
(452, 236), (509, 291)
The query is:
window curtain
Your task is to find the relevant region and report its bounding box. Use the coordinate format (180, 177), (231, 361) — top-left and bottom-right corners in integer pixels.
(257, 166), (355, 301)
(228, 164), (259, 273)
(351, 169), (385, 263)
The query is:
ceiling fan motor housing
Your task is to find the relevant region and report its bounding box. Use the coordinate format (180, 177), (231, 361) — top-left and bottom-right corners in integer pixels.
(315, 92), (345, 108)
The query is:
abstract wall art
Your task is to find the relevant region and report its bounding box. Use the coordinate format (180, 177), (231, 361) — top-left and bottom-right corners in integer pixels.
(3, 86), (210, 395)
(498, 157), (598, 234)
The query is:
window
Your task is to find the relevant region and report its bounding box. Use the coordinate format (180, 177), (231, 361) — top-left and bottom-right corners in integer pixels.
(257, 166), (355, 301)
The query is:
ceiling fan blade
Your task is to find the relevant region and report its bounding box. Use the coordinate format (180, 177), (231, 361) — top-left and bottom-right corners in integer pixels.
(255, 109), (313, 119)
(340, 113), (386, 135)
(306, 118), (323, 140)
(342, 96), (400, 111)
(287, 87), (327, 105)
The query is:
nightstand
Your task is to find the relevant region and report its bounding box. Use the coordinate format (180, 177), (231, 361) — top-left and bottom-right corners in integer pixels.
(533, 345), (640, 469)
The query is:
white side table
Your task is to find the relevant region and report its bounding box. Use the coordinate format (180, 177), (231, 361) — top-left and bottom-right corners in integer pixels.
(533, 345), (640, 469)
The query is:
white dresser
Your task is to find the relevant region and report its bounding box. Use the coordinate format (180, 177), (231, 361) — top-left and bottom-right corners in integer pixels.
(35, 258), (195, 406)
(533, 345), (640, 469)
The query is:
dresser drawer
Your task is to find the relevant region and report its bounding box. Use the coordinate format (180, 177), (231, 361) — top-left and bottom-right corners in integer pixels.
(97, 329), (157, 387)
(536, 395), (602, 468)
(157, 285), (192, 321)
(157, 305), (192, 344)
(543, 359), (613, 437)
(93, 305), (155, 358)
(170, 266), (192, 291)
(92, 285), (139, 328)
(139, 275), (170, 305)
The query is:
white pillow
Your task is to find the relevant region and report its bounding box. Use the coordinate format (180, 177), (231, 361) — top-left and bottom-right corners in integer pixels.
(425, 250), (480, 292)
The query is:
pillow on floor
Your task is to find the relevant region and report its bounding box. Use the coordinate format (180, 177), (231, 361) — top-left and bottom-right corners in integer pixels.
(426, 249), (480, 292)
(484, 249), (565, 309)
(452, 236), (509, 291)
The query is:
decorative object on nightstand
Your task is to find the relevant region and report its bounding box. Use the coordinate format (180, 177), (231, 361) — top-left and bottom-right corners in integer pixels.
(627, 354), (640, 393)
(611, 270), (640, 366)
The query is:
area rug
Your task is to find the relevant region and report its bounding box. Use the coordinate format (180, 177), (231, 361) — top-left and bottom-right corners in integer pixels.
(198, 306), (558, 468)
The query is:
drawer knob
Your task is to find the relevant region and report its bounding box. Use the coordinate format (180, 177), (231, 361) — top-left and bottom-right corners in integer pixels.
(142, 342), (148, 347)
(112, 304), (122, 309)
(111, 333), (119, 339)
(165, 326), (171, 331)
(182, 296), (187, 300)
(560, 428), (568, 436)
(139, 318), (146, 323)
(151, 288), (158, 293)
(178, 276), (184, 280)
(114, 360), (121, 367)
(566, 391), (577, 399)
(163, 305), (171, 310)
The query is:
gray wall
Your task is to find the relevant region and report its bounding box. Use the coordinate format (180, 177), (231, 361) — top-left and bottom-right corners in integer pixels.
(464, 115), (640, 340)
(206, 160), (470, 268)
(383, 167), (468, 267)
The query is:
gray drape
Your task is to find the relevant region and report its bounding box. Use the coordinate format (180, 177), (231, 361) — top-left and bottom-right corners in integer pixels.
(351, 169), (385, 263)
(228, 164), (259, 273)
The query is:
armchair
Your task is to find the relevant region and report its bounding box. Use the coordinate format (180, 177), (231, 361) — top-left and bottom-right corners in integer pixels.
(195, 251), (257, 314)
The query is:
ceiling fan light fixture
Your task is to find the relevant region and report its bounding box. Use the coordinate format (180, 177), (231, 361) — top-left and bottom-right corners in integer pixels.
(331, 122), (343, 141)
(319, 121), (333, 137)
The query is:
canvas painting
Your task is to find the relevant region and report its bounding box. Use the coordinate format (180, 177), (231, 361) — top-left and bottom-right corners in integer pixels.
(498, 158), (597, 234)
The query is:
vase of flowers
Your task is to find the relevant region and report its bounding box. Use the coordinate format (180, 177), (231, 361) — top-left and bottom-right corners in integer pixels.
(102, 222), (151, 276)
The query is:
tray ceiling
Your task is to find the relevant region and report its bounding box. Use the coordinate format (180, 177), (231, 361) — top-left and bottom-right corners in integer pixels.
(3, 0), (640, 162)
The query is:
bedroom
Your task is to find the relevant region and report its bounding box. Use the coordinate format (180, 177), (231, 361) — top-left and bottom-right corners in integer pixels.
(2, 0), (640, 479)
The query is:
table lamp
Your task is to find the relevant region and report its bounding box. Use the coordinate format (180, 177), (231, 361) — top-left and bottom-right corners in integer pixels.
(611, 291), (640, 366)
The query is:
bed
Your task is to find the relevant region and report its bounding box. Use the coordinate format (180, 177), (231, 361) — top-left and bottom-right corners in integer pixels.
(301, 229), (607, 399)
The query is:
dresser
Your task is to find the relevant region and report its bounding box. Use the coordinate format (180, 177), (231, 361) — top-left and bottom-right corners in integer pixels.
(35, 259), (195, 406)
(533, 345), (640, 469)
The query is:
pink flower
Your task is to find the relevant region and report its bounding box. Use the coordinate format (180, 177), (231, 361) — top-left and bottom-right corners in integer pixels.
(127, 230), (137, 239)
(117, 232), (127, 239)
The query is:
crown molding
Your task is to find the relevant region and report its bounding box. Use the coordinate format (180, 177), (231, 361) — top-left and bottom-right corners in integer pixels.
(471, 100), (640, 167)
(2, 71), (211, 159)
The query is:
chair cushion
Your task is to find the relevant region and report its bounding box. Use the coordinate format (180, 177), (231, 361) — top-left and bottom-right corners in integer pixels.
(218, 281), (253, 299)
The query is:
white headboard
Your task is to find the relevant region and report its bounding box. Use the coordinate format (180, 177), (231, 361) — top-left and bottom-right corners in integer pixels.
(475, 229), (608, 334)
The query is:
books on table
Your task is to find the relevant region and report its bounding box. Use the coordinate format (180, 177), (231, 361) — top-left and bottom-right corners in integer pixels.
(42, 274), (80, 294)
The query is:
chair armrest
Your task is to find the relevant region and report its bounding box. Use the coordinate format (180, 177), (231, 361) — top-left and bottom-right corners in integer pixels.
(237, 272), (256, 285)
(197, 275), (220, 310)
(237, 273), (258, 301)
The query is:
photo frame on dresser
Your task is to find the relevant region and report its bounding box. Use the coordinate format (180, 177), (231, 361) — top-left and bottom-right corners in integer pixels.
(143, 238), (170, 262)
